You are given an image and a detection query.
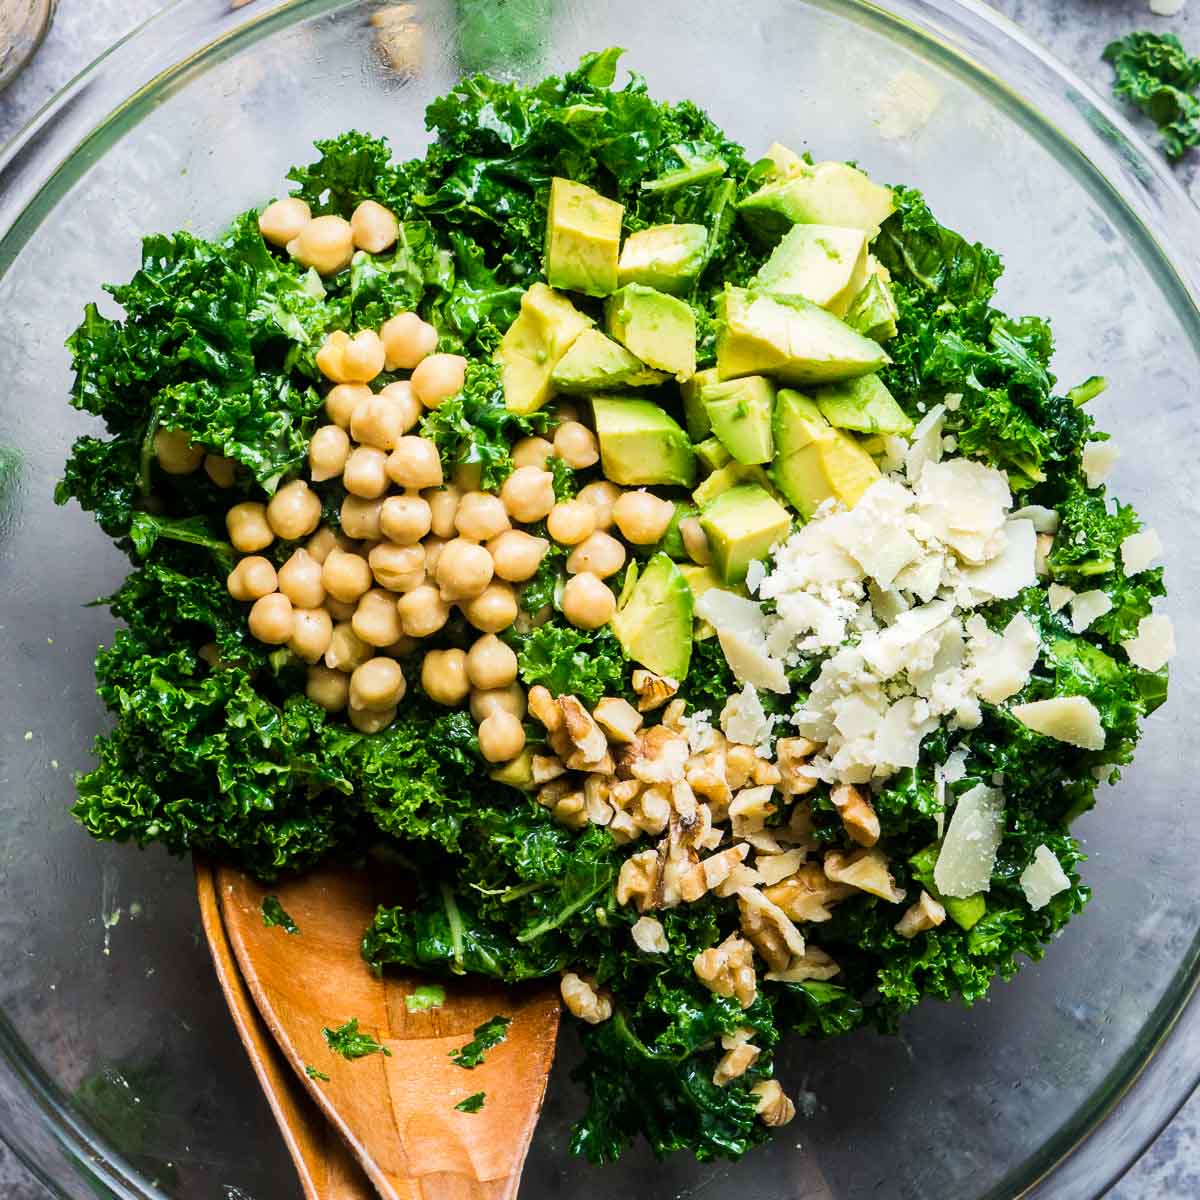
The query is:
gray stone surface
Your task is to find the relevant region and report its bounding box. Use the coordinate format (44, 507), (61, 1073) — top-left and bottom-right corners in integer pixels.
(0, 0), (1194, 1196)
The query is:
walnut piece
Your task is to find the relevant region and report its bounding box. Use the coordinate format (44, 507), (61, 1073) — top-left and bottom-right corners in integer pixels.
(531, 755), (566, 785)
(560, 972), (612, 1024)
(713, 1038), (760, 1087)
(725, 743), (758, 790)
(737, 886), (807, 972)
(751, 1079), (796, 1127)
(559, 695), (608, 765)
(632, 668), (679, 711)
(824, 847), (906, 903)
(583, 774), (614, 826)
(630, 914), (669, 954)
(830, 783), (881, 847)
(764, 863), (855, 923)
(528, 684), (563, 733)
(616, 848), (660, 911)
(692, 932), (757, 1009)
(729, 785), (775, 836)
(628, 725), (689, 784)
(593, 696), (643, 743)
(776, 737), (819, 796)
(895, 890), (947, 938)
(763, 945), (841, 983)
(700, 843), (750, 891)
(631, 784), (671, 835)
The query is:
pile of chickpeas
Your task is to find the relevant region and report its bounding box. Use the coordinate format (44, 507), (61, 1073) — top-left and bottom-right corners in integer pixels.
(152, 192), (710, 765)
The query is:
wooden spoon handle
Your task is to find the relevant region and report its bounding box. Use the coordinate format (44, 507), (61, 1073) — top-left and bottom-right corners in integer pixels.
(195, 857), (376, 1200)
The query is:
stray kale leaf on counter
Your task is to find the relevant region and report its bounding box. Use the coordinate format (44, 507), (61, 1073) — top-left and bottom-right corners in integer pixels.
(455, 1091), (487, 1113)
(323, 1019), (392, 1061)
(305, 1065), (330, 1082)
(261, 895), (300, 934)
(449, 1015), (512, 1068)
(1104, 31), (1200, 160)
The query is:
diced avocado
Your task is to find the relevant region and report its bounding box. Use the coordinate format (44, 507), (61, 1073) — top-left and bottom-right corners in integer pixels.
(489, 747), (535, 790)
(681, 366), (720, 440)
(692, 462), (780, 508)
(844, 274), (899, 342)
(770, 388), (880, 517)
(678, 563), (726, 602)
(592, 396), (697, 487)
(701, 375), (775, 465)
(611, 552), (694, 679)
(761, 141), (806, 181)
(617, 224), (709, 295)
(738, 161), (897, 244)
(549, 329), (668, 392)
(695, 437), (732, 473)
(909, 844), (986, 931)
(815, 374), (913, 436)
(632, 502), (697, 562)
(716, 287), (888, 386)
(498, 283), (593, 415)
(605, 284), (697, 381)
(700, 484), (792, 586)
(754, 224), (869, 316)
(545, 177), (623, 297)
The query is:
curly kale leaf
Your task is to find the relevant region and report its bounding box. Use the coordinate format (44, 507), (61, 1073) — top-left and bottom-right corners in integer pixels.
(1104, 32), (1200, 160)
(323, 1019), (392, 1060)
(287, 131), (412, 215)
(449, 1016), (511, 1068)
(516, 624), (627, 706)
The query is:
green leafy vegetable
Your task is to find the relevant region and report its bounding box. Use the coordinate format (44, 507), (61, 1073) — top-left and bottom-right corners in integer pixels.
(516, 625), (628, 707)
(405, 984), (447, 1013)
(1104, 32), (1200, 160)
(261, 896), (300, 935)
(322, 1019), (392, 1061)
(455, 1091), (487, 1113)
(449, 1015), (512, 1068)
(305, 1065), (330, 1082)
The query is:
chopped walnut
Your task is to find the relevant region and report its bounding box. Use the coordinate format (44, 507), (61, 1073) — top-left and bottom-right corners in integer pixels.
(737, 886), (807, 972)
(584, 774), (614, 826)
(632, 668), (678, 711)
(700, 843), (750, 891)
(608, 778), (643, 809)
(751, 1079), (796, 1127)
(660, 819), (701, 906)
(560, 972), (612, 1024)
(686, 744), (733, 814)
(608, 809), (640, 844)
(725, 743), (758, 790)
(593, 696), (643, 744)
(729, 785), (775, 836)
(531, 754), (566, 785)
(670, 778), (699, 822)
(547, 725), (573, 760)
(824, 847), (906, 903)
(552, 789), (587, 829)
(713, 1038), (760, 1087)
(628, 725), (689, 784)
(536, 778), (572, 809)
(756, 848), (806, 887)
(830, 783), (881, 847)
(764, 863), (855, 922)
(630, 915), (669, 954)
(764, 945), (841, 983)
(693, 932), (757, 1009)
(528, 684), (563, 733)
(776, 801), (816, 846)
(630, 784), (670, 835)
(742, 829), (784, 856)
(714, 862), (764, 898)
(661, 697), (687, 730)
(751, 756), (782, 787)
(567, 746), (614, 774)
(776, 737), (820, 796)
(559, 695), (608, 765)
(616, 848), (660, 911)
(895, 890), (947, 938)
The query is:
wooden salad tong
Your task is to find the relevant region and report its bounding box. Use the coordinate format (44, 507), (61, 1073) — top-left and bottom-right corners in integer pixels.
(195, 858), (561, 1200)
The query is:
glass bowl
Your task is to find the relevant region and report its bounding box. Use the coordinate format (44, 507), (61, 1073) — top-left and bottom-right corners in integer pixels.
(0, 1), (1197, 1197)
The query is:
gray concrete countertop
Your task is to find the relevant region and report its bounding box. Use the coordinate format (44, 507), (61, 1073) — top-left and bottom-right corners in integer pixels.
(0, 0), (1195, 1196)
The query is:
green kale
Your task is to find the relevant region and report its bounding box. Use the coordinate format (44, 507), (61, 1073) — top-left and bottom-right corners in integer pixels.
(449, 1015), (512, 1068)
(1104, 32), (1200, 160)
(305, 1065), (330, 1082)
(323, 1019), (392, 1060)
(516, 624), (628, 706)
(261, 896), (300, 935)
(455, 1091), (487, 1113)
(404, 984), (446, 1013)
(519, 540), (566, 613)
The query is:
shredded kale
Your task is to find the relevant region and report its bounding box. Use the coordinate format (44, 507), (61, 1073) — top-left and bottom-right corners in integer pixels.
(261, 896), (300, 935)
(305, 1065), (330, 1082)
(455, 1091), (487, 1112)
(449, 1016), (512, 1068)
(1104, 32), (1200, 160)
(516, 624), (628, 707)
(322, 1019), (392, 1061)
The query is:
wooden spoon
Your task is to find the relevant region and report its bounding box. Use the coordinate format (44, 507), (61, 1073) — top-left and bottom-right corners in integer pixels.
(211, 860), (561, 1200)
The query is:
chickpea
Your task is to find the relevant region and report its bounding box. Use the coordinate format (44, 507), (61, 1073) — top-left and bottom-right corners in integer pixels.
(248, 593), (294, 644)
(351, 392), (406, 452)
(500, 466), (555, 523)
(398, 584), (450, 638)
(204, 454), (236, 488)
(325, 621), (372, 672)
(267, 480), (322, 540)
(324, 383), (372, 428)
(562, 572), (616, 630)
(478, 711), (526, 763)
(455, 491), (511, 541)
(578, 480), (621, 530)
(315, 331), (351, 384)
(342, 446), (390, 499)
(349, 703), (397, 733)
(350, 200), (398, 254)
(554, 421), (600, 469)
(380, 635), (419, 659)
(318, 330), (386, 385)
(380, 494), (432, 545)
(423, 536), (446, 576)
(306, 425), (349, 483)
(352, 588), (404, 647)
(512, 436), (553, 470)
(424, 485), (461, 540)
(226, 502), (274, 553)
(306, 527), (342, 564)
(453, 461), (483, 492)
(461, 581), (519, 633)
(289, 607), (334, 663)
(387, 437), (444, 490)
(487, 529), (548, 582)
(274, 548), (322, 608)
(566, 531), (626, 579)
(466, 633), (518, 690)
(258, 197), (312, 248)
(227, 555), (278, 601)
(436, 537), (494, 601)
(470, 682), (527, 723)
(153, 427), (204, 475)
(381, 312), (438, 371)
(350, 656), (406, 710)
(680, 517), (711, 566)
(322, 548), (373, 603)
(379, 381), (424, 434)
(340, 495), (384, 541)
(421, 649), (471, 706)
(287, 214), (354, 275)
(306, 664), (349, 712)
(368, 542), (426, 592)
(412, 352), (467, 409)
(612, 491), (676, 545)
(547, 499), (597, 546)
(325, 596), (357, 622)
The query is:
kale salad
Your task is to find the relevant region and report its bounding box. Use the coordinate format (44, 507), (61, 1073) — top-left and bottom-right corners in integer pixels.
(59, 49), (1173, 1165)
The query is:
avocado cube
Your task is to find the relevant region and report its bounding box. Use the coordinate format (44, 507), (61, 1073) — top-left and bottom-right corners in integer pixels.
(489, 747), (535, 790)
(695, 437), (732, 473)
(550, 329), (668, 393)
(605, 284), (697, 381)
(844, 274), (899, 343)
(617, 223), (709, 295)
(701, 375), (776, 465)
(761, 141), (806, 181)
(678, 563), (726, 602)
(680, 366), (720, 440)
(611, 552), (694, 679)
(498, 283), (593, 415)
(692, 462), (780, 508)
(700, 484), (792, 586)
(716, 287), (888, 386)
(815, 374), (913, 436)
(545, 177), (623, 297)
(738, 161), (896, 244)
(770, 388), (880, 518)
(754, 224), (869, 316)
(592, 396), (697, 487)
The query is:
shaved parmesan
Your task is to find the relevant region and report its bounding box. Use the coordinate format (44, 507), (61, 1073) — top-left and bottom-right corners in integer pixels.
(1019, 844), (1071, 910)
(1011, 696), (1105, 750)
(1008, 504), (1060, 534)
(969, 613), (1040, 703)
(1082, 440), (1119, 488)
(1069, 589), (1114, 634)
(915, 458), (1010, 563)
(1048, 584), (1075, 613)
(718, 628), (790, 692)
(961, 519), (1037, 600)
(904, 404), (946, 481)
(721, 684), (775, 750)
(1121, 528), (1163, 576)
(934, 783), (1004, 898)
(1123, 613), (1175, 672)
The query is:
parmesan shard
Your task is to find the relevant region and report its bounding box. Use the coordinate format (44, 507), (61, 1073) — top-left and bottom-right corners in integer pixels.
(904, 404), (946, 482)
(1121, 528), (1163, 576)
(1019, 844), (1071, 911)
(960, 519), (1037, 600)
(1082, 440), (1119, 488)
(933, 783), (1004, 898)
(1048, 583), (1075, 613)
(969, 613), (1040, 703)
(1008, 504), (1060, 534)
(1010, 696), (1105, 751)
(718, 628), (790, 693)
(1069, 589), (1114, 634)
(1122, 613), (1175, 672)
